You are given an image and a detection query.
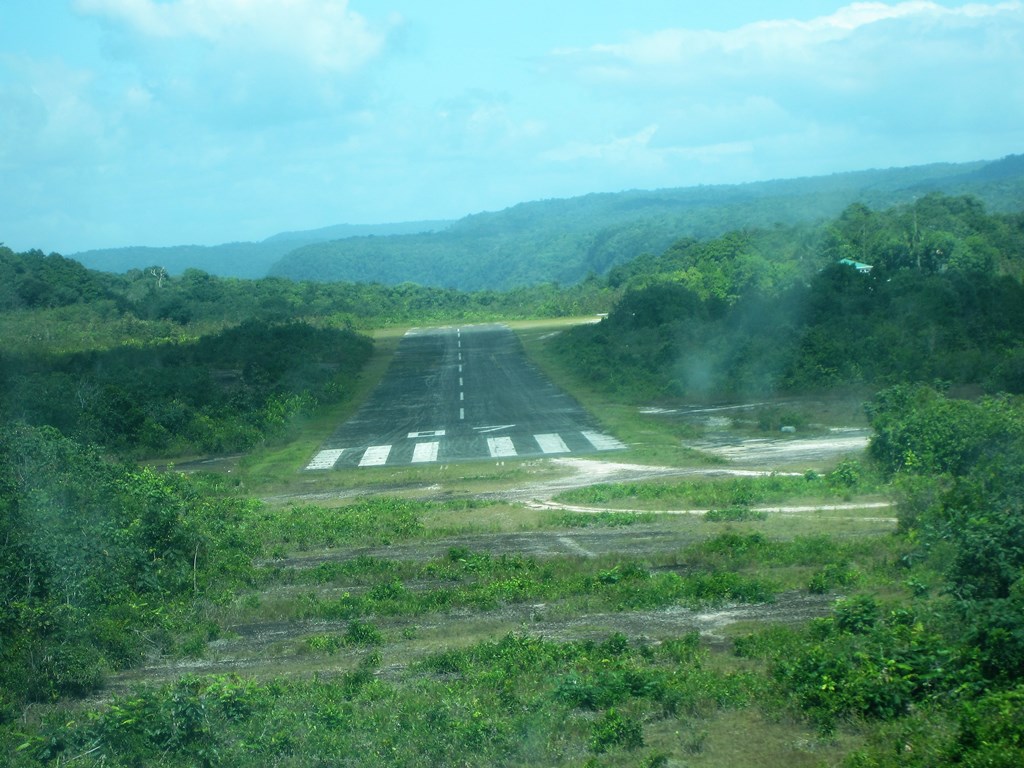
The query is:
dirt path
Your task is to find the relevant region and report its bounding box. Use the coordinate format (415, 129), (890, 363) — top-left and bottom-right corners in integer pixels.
(107, 418), (883, 694)
(110, 590), (834, 691)
(265, 524), (701, 568)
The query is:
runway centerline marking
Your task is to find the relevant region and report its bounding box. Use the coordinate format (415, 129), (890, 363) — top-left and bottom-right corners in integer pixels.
(318, 325), (629, 467)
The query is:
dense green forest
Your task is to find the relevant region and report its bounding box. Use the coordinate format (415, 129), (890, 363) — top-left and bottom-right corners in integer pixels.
(3, 186), (1024, 765)
(0, 245), (608, 457)
(67, 156), (1024, 288)
(269, 156), (1024, 290)
(556, 194), (1024, 400)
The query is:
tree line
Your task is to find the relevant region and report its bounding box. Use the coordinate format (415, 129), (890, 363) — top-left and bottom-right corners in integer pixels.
(555, 194), (1024, 400)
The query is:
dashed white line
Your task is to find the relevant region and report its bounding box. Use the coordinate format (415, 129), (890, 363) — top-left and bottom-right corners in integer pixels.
(487, 436), (517, 457)
(535, 433), (570, 454)
(359, 445), (393, 467)
(460, 392), (464, 401)
(412, 442), (439, 463)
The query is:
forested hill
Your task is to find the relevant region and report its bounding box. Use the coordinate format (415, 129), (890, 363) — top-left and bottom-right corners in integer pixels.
(268, 156), (1024, 291)
(553, 193), (1024, 401)
(69, 220), (453, 279)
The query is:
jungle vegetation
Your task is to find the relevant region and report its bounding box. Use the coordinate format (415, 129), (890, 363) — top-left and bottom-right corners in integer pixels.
(2, 188), (1024, 766)
(69, 155), (1024, 289)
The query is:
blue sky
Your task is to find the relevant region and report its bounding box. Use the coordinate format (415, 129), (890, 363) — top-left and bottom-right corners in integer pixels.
(1, 1), (1022, 253)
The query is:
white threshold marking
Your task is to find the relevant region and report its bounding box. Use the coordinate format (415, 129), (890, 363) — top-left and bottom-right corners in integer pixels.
(412, 442), (440, 463)
(305, 448), (344, 470)
(409, 430), (445, 438)
(359, 445), (392, 467)
(535, 433), (570, 454)
(487, 436), (517, 457)
(582, 431), (626, 450)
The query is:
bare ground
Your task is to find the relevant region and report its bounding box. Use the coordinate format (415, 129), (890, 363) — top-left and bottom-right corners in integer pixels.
(111, 590), (834, 691)
(110, 424), (882, 690)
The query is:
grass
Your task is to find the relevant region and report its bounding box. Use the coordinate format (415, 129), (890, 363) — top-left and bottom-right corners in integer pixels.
(19, 479), (904, 767)
(674, 708), (863, 767)
(554, 473), (884, 509)
(515, 323), (723, 466)
(7, 317), (912, 768)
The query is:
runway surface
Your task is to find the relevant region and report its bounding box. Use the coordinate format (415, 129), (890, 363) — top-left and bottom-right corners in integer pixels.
(305, 324), (625, 469)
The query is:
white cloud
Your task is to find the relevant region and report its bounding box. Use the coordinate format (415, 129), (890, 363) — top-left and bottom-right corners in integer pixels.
(541, 1), (1024, 180)
(0, 57), (110, 168)
(74, 0), (391, 74)
(553, 1), (1024, 83)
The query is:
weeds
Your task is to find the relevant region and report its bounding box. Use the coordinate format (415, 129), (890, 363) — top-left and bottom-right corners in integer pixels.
(555, 470), (881, 509)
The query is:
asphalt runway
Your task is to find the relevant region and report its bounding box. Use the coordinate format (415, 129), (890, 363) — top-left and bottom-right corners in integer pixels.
(305, 324), (625, 469)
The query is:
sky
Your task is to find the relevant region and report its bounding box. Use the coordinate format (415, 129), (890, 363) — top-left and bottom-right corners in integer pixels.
(1, 1), (1022, 254)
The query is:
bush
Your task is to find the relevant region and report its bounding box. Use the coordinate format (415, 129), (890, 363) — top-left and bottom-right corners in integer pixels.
(590, 708), (644, 753)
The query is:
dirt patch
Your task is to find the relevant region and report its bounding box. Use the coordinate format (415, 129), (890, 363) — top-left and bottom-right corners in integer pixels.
(475, 457), (796, 505)
(264, 525), (700, 568)
(114, 408), (879, 695)
(689, 428), (871, 469)
(109, 591), (835, 691)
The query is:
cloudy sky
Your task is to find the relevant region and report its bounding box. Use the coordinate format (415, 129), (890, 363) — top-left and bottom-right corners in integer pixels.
(1, 1), (1022, 253)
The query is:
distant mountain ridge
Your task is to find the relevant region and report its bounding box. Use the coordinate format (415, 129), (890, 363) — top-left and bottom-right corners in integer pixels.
(70, 156), (1023, 287)
(70, 220), (453, 278)
(268, 156), (1024, 290)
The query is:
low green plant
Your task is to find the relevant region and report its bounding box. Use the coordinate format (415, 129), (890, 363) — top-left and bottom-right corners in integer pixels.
(705, 506), (768, 522)
(590, 708), (644, 753)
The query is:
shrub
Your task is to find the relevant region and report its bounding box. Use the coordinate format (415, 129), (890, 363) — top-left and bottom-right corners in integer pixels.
(590, 708), (644, 753)
(705, 506), (768, 522)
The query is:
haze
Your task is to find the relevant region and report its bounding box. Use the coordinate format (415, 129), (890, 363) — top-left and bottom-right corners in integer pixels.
(1, 0), (1022, 254)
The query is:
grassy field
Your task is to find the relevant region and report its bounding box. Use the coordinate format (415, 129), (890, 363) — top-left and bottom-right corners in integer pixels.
(12, 317), (908, 768)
